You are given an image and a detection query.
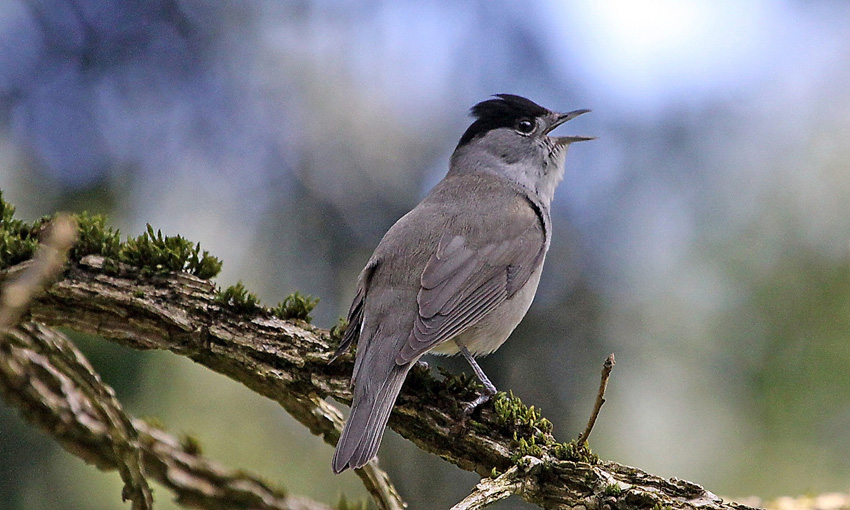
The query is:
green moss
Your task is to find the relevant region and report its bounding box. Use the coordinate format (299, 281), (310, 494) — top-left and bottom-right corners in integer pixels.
(446, 370), (484, 394)
(1, 191), (14, 224)
(0, 193), (222, 279)
(492, 391), (553, 435)
(72, 211), (121, 260)
(0, 192), (40, 268)
(490, 467), (501, 478)
(121, 224), (222, 278)
(491, 390), (575, 465)
(271, 291), (319, 323)
(551, 440), (599, 464)
(215, 281), (260, 312)
(328, 317), (348, 346)
(178, 433), (203, 455)
(0, 228), (37, 268)
(510, 434), (543, 462)
(604, 483), (622, 496)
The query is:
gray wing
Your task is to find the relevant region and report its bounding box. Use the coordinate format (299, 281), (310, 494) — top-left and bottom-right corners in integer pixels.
(395, 214), (545, 365)
(333, 259), (378, 360)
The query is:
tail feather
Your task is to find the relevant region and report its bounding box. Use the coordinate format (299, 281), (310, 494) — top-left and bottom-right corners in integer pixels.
(332, 363), (410, 473)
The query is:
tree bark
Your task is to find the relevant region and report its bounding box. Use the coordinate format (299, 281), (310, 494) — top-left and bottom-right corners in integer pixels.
(0, 254), (760, 510)
(0, 322), (333, 510)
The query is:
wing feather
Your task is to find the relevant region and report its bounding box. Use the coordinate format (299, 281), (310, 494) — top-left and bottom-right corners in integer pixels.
(333, 259), (379, 364)
(395, 218), (545, 364)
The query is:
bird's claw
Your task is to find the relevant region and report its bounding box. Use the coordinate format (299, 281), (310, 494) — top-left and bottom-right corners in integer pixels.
(462, 388), (496, 416)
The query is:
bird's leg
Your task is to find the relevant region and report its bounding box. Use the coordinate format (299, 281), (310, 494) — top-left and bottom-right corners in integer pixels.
(457, 344), (497, 415)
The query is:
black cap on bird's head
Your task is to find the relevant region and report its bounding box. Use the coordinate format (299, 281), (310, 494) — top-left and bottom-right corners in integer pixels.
(456, 94), (593, 149)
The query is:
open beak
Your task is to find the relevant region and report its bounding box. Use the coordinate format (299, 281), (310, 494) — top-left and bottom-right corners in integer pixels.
(545, 109), (595, 144)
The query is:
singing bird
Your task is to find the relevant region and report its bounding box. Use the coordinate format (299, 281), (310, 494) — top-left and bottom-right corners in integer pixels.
(332, 94), (592, 473)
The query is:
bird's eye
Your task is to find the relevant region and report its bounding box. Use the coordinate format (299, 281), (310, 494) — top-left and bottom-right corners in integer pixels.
(515, 118), (535, 135)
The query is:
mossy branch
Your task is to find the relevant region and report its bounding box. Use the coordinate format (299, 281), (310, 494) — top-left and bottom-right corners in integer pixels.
(0, 196), (758, 510)
(0, 262), (754, 510)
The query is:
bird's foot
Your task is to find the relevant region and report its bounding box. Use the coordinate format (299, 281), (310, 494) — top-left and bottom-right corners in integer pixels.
(456, 344), (498, 416)
(462, 385), (497, 416)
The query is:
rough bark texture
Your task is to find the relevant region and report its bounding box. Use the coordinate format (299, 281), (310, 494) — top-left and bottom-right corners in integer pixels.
(0, 322), (332, 510)
(2, 255), (761, 510)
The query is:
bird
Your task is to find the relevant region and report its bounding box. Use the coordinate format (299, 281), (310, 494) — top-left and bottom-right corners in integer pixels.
(331, 94), (592, 473)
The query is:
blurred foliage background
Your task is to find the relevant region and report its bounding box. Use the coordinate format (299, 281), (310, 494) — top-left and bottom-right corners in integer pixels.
(2, 1), (850, 509)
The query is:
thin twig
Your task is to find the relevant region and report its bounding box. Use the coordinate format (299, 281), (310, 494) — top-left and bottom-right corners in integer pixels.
(0, 214), (77, 331)
(284, 394), (407, 509)
(356, 460), (408, 510)
(577, 353), (616, 444)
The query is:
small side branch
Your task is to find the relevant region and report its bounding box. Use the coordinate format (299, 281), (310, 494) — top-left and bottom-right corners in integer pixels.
(578, 353), (616, 445)
(451, 465), (523, 510)
(280, 394), (407, 509)
(356, 460), (408, 510)
(451, 456), (546, 510)
(0, 214), (77, 329)
(0, 322), (334, 510)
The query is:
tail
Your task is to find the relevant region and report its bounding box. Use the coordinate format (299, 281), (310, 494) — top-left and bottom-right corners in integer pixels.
(332, 363), (410, 473)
